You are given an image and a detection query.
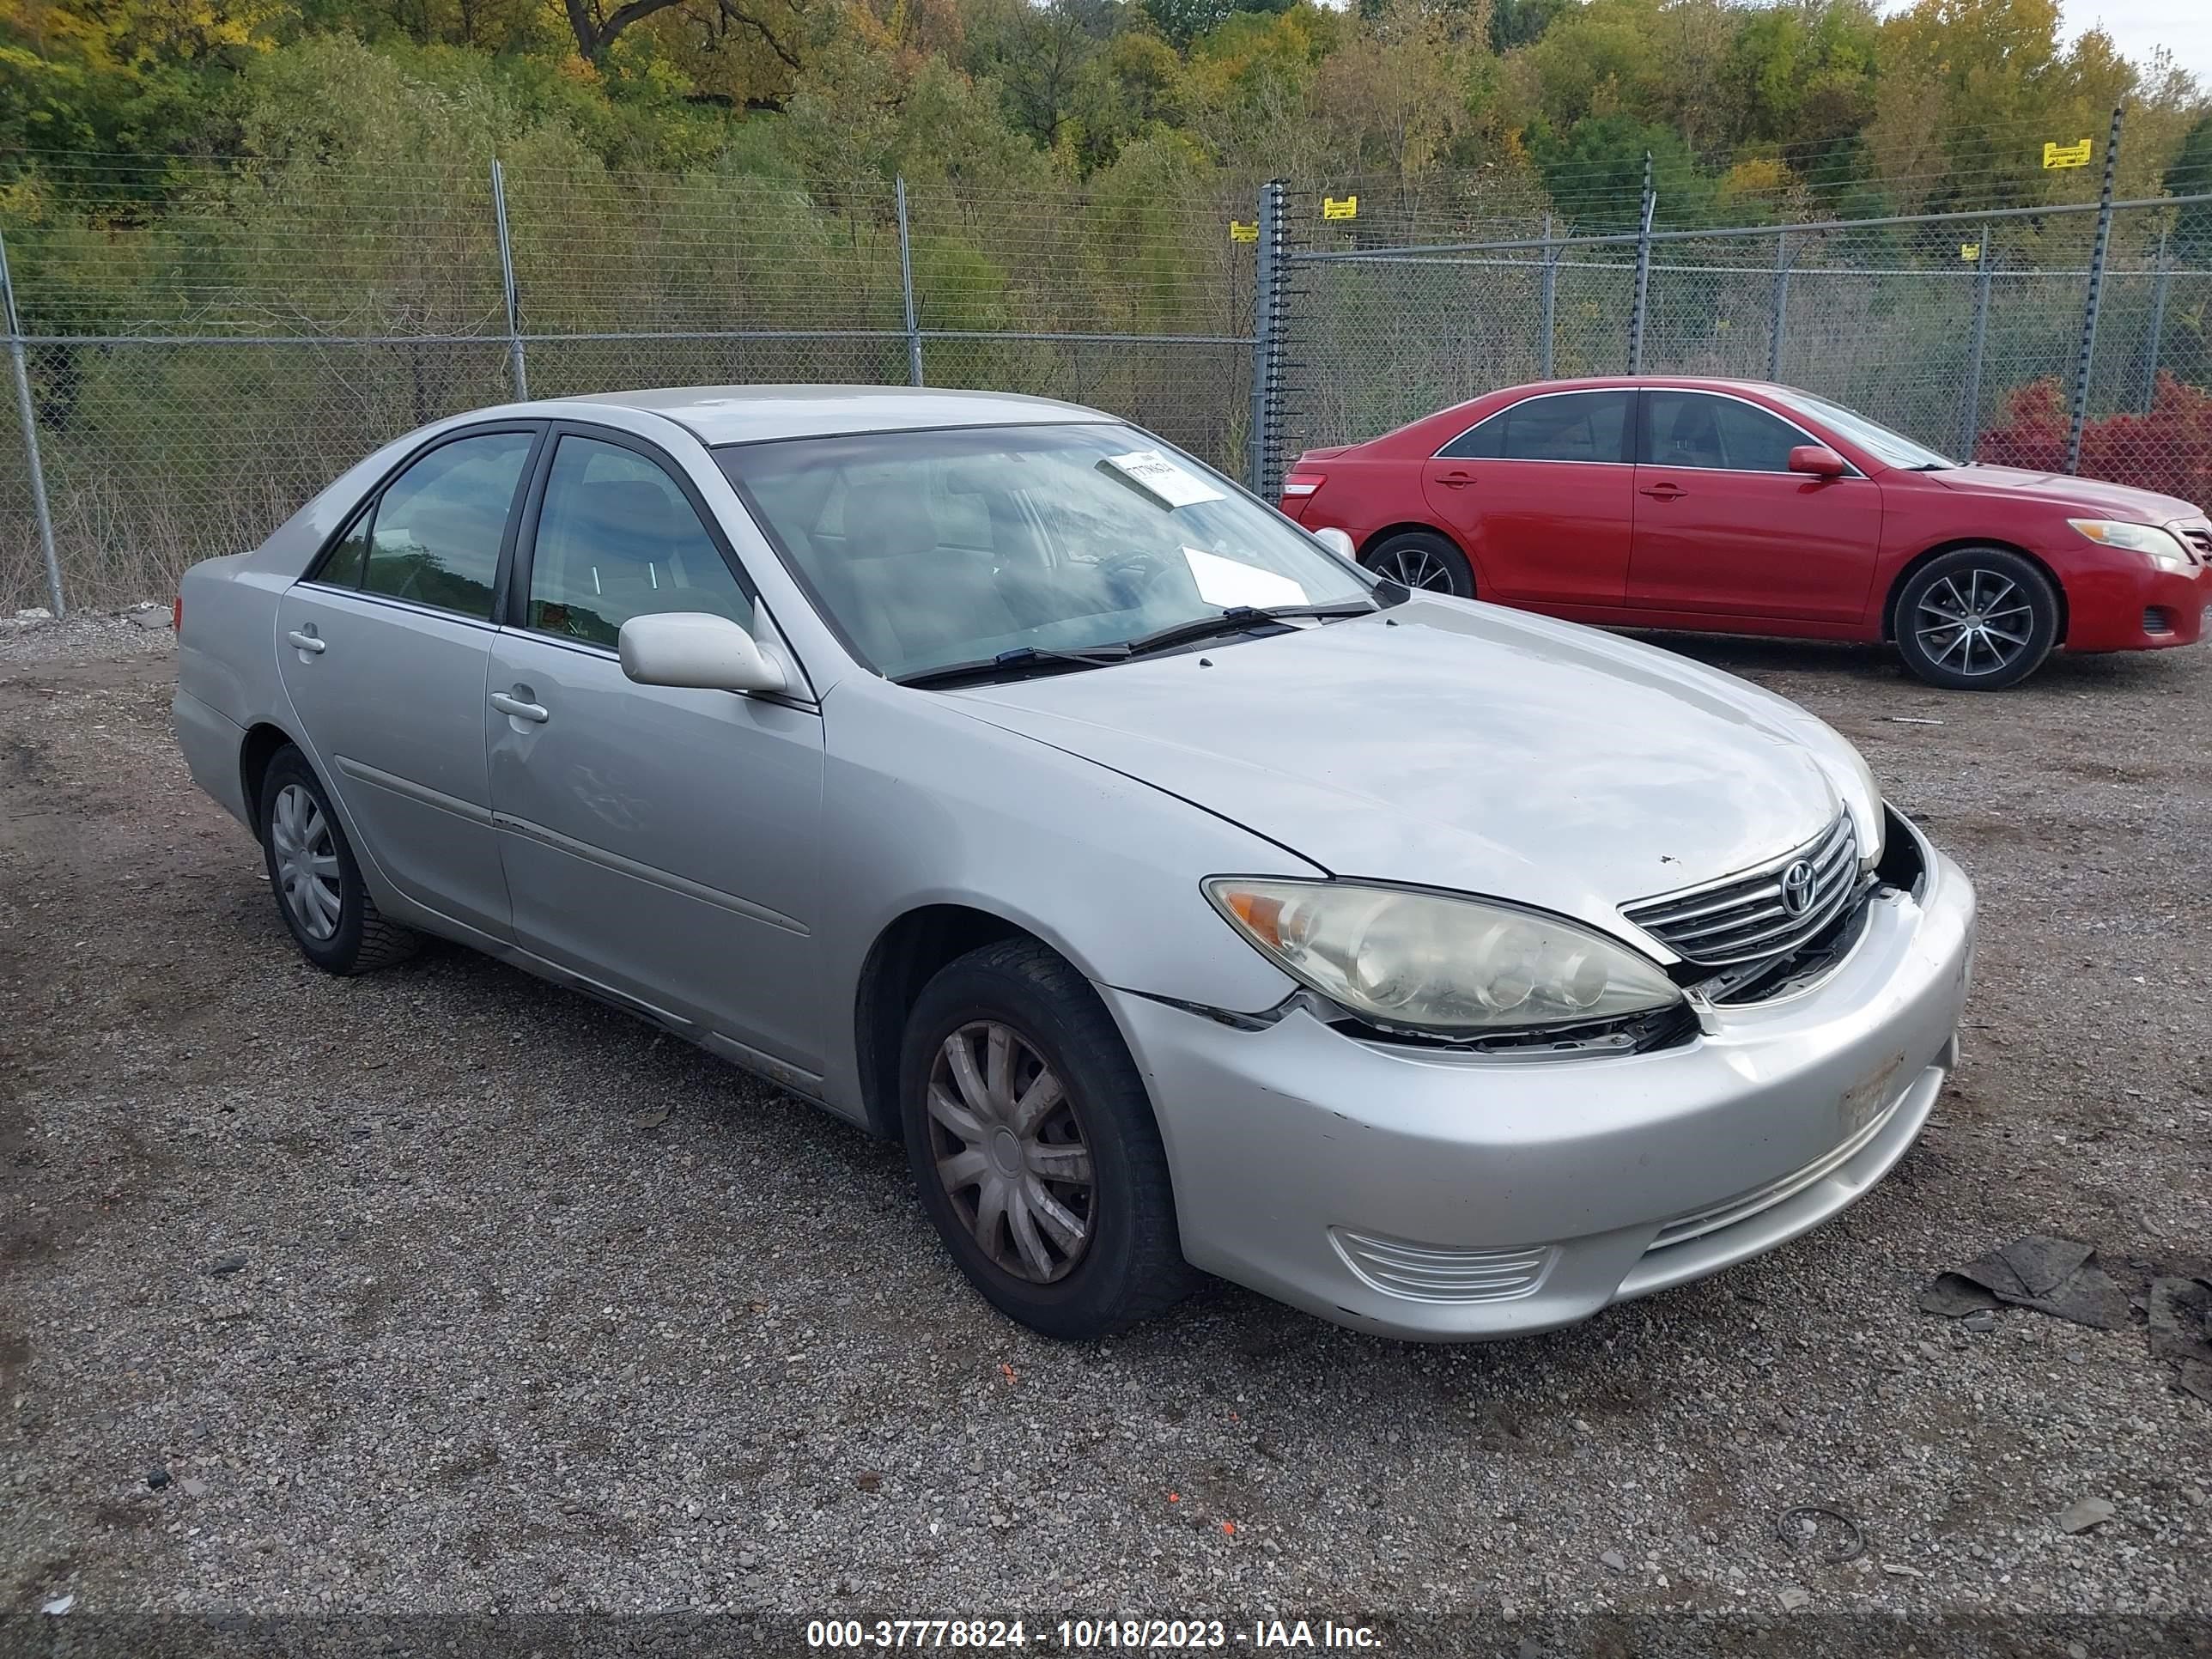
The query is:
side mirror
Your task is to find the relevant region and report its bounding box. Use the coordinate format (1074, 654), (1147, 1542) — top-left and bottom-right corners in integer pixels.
(1312, 526), (1356, 561)
(618, 611), (787, 695)
(1789, 444), (1847, 479)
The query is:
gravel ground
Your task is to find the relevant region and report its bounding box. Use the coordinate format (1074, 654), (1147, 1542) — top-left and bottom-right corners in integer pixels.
(3, 611), (2209, 1638)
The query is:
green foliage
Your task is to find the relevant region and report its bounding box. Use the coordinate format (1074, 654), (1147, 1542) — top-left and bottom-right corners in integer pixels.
(1486, 0), (1567, 53)
(1529, 112), (1719, 228)
(5, 0), (2207, 236)
(2171, 116), (2212, 264)
(1142, 0), (1290, 52)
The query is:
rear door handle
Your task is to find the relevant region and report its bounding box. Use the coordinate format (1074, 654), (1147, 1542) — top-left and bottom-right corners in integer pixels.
(1437, 471), (1474, 489)
(490, 691), (549, 723)
(285, 629), (325, 654)
(1640, 483), (1686, 501)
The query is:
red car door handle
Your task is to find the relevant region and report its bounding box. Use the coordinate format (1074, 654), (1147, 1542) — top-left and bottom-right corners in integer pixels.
(1640, 483), (1686, 501)
(1437, 471), (1474, 489)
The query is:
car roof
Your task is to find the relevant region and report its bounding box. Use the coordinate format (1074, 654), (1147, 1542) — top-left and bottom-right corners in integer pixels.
(1488, 376), (1796, 398)
(544, 385), (1114, 447)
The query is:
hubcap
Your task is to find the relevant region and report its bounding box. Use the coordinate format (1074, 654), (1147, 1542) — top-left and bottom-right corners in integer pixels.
(270, 782), (343, 941)
(926, 1021), (1095, 1285)
(1914, 568), (2033, 677)
(1374, 544), (1455, 592)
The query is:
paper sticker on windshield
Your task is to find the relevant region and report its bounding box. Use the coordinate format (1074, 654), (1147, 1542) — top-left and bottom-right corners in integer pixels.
(1101, 449), (1226, 509)
(1182, 547), (1309, 610)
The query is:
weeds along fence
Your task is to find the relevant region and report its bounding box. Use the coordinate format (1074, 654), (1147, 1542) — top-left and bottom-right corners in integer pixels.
(0, 158), (1258, 613)
(5, 144), (2212, 614)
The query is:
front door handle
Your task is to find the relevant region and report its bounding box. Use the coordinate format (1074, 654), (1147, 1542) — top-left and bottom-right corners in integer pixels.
(285, 629), (325, 654)
(1640, 483), (1686, 501)
(490, 690), (549, 723)
(1437, 471), (1474, 489)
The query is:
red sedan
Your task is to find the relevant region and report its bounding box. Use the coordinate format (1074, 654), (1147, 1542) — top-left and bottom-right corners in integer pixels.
(1281, 376), (2211, 689)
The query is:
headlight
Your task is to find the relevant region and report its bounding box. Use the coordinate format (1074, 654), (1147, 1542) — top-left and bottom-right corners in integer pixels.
(2069, 520), (2191, 573)
(1205, 878), (1684, 1036)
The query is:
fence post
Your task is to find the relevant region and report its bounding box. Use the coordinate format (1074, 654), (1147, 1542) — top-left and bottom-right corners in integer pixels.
(1539, 212), (1557, 380)
(1766, 230), (1791, 382)
(2065, 103), (2124, 475)
(490, 161), (528, 402)
(1247, 180), (1288, 498)
(1627, 152), (1655, 374)
(1958, 226), (1993, 460)
(896, 177), (924, 388)
(2141, 226), (2171, 415)
(0, 224), (64, 617)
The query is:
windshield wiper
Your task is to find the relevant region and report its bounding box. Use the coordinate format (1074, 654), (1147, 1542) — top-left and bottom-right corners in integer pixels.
(1119, 602), (1376, 659)
(893, 643), (1133, 690)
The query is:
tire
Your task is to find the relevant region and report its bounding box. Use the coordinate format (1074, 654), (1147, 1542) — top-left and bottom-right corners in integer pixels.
(257, 745), (420, 975)
(1893, 547), (2059, 690)
(899, 938), (1197, 1339)
(1365, 530), (1475, 597)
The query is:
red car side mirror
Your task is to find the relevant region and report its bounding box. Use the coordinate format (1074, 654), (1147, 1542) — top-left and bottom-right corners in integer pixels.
(1789, 444), (1847, 478)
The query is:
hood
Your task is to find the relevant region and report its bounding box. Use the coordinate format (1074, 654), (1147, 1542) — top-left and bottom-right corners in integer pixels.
(944, 599), (1870, 951)
(1929, 464), (2202, 522)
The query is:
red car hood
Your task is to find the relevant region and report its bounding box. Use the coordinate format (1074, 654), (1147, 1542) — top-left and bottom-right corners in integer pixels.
(1928, 464), (2202, 523)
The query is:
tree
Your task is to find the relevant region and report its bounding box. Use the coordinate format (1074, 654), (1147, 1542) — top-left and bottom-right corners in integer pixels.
(2170, 114), (2212, 264)
(2, 0), (293, 161)
(1486, 0), (1565, 53)
(1141, 0), (1289, 52)
(1309, 0), (1486, 179)
(1528, 112), (1718, 227)
(555, 0), (806, 70)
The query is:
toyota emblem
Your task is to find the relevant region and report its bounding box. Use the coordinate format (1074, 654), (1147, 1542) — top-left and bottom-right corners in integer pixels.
(1779, 859), (1817, 917)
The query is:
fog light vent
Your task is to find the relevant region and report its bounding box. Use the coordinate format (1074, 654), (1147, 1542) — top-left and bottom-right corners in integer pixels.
(2143, 606), (2173, 636)
(1328, 1229), (1553, 1304)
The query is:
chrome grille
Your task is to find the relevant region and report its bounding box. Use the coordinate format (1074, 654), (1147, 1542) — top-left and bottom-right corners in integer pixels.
(1621, 814), (1860, 968)
(1328, 1230), (1552, 1304)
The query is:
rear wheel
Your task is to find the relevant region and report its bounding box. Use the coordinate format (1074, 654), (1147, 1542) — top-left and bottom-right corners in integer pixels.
(899, 939), (1195, 1339)
(1893, 547), (2058, 690)
(1366, 531), (1474, 597)
(258, 745), (420, 975)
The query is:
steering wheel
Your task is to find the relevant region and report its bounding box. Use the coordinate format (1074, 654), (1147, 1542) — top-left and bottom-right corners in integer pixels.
(1097, 548), (1173, 607)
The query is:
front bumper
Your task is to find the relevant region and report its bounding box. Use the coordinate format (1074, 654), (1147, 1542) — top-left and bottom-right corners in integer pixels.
(2060, 550), (2209, 652)
(1111, 825), (1975, 1340)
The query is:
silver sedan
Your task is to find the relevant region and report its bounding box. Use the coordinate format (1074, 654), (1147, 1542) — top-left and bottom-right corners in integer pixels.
(173, 386), (1975, 1340)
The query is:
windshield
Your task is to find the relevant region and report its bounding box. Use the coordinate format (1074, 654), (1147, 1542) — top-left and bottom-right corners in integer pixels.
(715, 422), (1374, 681)
(1766, 388), (1957, 471)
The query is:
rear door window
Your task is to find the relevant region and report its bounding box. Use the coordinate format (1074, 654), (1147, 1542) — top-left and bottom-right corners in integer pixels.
(1439, 392), (1633, 463)
(359, 432), (536, 620)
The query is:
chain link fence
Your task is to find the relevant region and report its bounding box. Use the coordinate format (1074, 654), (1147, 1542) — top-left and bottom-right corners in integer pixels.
(7, 147), (2212, 615)
(0, 158), (1256, 612)
(1275, 185), (2212, 514)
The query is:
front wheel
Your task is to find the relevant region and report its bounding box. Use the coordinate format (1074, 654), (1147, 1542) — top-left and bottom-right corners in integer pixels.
(1366, 530), (1474, 597)
(899, 939), (1196, 1339)
(1893, 548), (2058, 690)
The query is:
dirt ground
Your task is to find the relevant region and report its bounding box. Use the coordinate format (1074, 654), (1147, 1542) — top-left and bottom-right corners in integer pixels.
(3, 613), (2209, 1639)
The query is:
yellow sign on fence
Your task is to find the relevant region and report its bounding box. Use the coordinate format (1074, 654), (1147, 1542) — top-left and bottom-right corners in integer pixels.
(1229, 221), (1257, 243)
(1322, 195), (1358, 222)
(1960, 242), (1981, 261)
(2043, 138), (2093, 169)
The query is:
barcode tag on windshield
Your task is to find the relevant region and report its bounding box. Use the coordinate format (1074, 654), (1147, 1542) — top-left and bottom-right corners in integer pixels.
(1100, 449), (1227, 509)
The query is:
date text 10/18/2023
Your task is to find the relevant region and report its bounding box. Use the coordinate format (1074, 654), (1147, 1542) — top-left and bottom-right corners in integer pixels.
(805, 1619), (1384, 1650)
